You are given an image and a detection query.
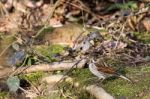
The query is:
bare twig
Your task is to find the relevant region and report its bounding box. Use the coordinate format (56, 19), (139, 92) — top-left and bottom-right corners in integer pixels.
(0, 43), (12, 57)
(66, 1), (104, 20)
(9, 59), (86, 75)
(44, 0), (62, 26)
(32, 0), (62, 39)
(114, 21), (127, 49)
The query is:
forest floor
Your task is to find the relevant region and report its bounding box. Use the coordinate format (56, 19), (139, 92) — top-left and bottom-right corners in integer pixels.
(0, 0), (150, 99)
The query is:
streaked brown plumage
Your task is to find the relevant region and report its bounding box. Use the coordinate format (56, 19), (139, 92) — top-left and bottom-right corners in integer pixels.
(89, 59), (133, 83)
(96, 63), (116, 74)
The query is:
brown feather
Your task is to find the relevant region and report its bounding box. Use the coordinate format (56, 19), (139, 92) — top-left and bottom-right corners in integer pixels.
(95, 61), (116, 74)
(93, 60), (133, 83)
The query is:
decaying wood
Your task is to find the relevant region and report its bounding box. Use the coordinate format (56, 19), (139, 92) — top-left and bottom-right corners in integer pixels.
(0, 58), (86, 78)
(44, 23), (84, 47)
(86, 85), (114, 99)
(42, 75), (69, 84)
(8, 59), (86, 76)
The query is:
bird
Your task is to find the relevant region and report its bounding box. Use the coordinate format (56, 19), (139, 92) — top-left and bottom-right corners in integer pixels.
(88, 59), (133, 83)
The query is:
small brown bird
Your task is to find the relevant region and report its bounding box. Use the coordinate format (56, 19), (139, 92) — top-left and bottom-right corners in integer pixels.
(89, 59), (132, 83)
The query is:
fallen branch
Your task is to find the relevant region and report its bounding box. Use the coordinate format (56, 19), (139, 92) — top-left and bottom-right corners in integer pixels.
(42, 75), (69, 84)
(40, 75), (68, 92)
(86, 85), (114, 99)
(11, 59), (86, 75)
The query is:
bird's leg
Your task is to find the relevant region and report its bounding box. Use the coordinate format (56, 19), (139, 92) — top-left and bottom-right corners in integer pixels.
(95, 78), (105, 85)
(82, 77), (97, 82)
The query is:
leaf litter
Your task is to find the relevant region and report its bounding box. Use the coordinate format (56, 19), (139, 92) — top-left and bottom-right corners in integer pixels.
(0, 0), (150, 98)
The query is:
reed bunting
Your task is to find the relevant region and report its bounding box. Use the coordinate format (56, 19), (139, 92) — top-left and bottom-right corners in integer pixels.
(89, 59), (132, 83)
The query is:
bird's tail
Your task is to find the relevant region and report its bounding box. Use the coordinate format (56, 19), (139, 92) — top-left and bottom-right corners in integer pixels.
(119, 75), (133, 83)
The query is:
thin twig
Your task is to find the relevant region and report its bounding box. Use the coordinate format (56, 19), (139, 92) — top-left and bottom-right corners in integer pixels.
(32, 0), (62, 39)
(9, 54), (29, 77)
(19, 86), (38, 97)
(44, 0), (62, 26)
(66, 1), (103, 20)
(72, 31), (84, 49)
(114, 21), (127, 49)
(0, 43), (12, 57)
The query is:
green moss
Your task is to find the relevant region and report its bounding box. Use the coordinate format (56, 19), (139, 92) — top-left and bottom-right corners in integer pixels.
(141, 66), (150, 72)
(30, 64), (149, 99)
(20, 71), (44, 84)
(0, 92), (9, 99)
(102, 66), (150, 98)
(70, 68), (97, 99)
(34, 44), (64, 62)
(66, 66), (150, 99)
(33, 26), (54, 39)
(59, 79), (93, 99)
(56, 68), (95, 99)
(107, 1), (138, 11)
(35, 45), (64, 56)
(36, 94), (64, 99)
(50, 45), (64, 54)
(104, 80), (134, 96)
(72, 68), (93, 83)
(133, 32), (150, 44)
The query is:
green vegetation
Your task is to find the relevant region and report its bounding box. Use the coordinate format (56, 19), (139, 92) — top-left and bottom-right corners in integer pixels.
(57, 66), (150, 99)
(34, 44), (64, 62)
(0, 44), (149, 98)
(20, 71), (44, 85)
(33, 26), (54, 39)
(0, 92), (9, 99)
(107, 1), (138, 11)
(0, 0), (150, 98)
(133, 32), (150, 44)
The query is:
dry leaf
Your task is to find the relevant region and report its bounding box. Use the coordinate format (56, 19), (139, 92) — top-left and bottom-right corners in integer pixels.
(102, 40), (127, 50)
(142, 18), (150, 32)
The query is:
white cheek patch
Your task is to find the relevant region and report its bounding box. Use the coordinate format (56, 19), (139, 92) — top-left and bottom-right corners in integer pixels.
(89, 63), (105, 79)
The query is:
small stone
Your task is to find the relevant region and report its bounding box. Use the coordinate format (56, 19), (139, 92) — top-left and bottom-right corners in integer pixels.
(74, 82), (79, 87)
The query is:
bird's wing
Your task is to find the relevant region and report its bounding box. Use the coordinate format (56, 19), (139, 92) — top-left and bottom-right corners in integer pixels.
(96, 62), (116, 74)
